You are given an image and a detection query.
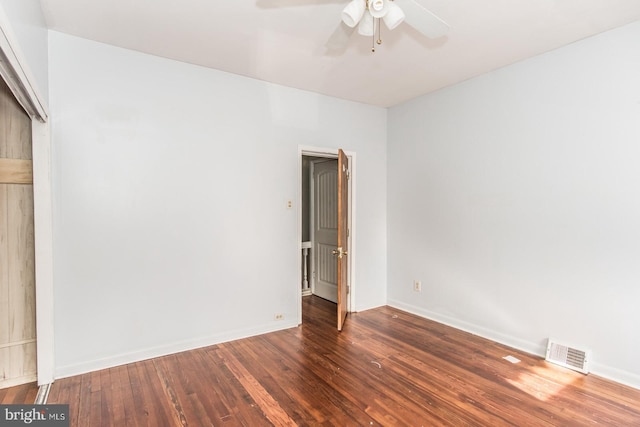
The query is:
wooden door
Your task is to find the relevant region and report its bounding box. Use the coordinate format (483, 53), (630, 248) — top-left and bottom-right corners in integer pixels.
(0, 77), (37, 388)
(312, 159), (339, 303)
(336, 149), (349, 331)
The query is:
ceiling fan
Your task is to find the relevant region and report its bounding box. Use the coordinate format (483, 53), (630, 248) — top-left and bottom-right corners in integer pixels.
(327, 0), (449, 52)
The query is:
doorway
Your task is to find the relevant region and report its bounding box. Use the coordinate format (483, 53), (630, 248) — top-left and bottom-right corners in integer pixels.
(299, 147), (355, 330)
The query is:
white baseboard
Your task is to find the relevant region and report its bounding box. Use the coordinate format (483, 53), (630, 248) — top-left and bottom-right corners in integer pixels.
(54, 300), (640, 392)
(387, 299), (544, 356)
(54, 320), (299, 380)
(590, 363), (640, 390)
(387, 299), (640, 391)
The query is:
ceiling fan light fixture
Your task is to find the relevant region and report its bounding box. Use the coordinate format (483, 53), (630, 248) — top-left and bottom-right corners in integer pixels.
(368, 0), (388, 18)
(357, 10), (375, 36)
(341, 0), (366, 28)
(382, 2), (405, 30)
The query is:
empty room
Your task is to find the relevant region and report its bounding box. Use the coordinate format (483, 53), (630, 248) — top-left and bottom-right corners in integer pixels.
(1, 0), (640, 425)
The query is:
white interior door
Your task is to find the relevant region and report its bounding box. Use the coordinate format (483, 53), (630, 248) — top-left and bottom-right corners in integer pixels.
(312, 159), (338, 303)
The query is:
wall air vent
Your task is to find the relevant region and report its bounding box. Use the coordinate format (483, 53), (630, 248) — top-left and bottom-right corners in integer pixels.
(545, 339), (590, 374)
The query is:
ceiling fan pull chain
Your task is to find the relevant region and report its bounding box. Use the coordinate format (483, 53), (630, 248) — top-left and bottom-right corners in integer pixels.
(371, 17), (376, 52)
(377, 18), (382, 45)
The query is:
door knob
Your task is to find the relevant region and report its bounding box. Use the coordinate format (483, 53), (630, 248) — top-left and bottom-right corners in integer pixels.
(332, 247), (348, 259)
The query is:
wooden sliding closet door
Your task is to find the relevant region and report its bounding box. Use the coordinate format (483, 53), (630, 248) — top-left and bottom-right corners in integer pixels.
(0, 77), (36, 388)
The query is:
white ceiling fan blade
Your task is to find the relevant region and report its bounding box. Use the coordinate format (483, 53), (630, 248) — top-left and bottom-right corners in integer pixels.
(325, 22), (355, 53)
(394, 0), (449, 39)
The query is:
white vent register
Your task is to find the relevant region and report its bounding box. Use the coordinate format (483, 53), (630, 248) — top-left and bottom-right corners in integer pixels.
(545, 339), (590, 374)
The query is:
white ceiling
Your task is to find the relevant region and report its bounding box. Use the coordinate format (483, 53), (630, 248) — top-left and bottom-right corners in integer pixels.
(39, 0), (640, 107)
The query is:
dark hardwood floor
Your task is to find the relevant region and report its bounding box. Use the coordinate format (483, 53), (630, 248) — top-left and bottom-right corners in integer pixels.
(34, 296), (640, 425)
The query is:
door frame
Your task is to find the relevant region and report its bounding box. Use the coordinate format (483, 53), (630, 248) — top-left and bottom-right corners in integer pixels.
(0, 7), (55, 386)
(297, 146), (356, 325)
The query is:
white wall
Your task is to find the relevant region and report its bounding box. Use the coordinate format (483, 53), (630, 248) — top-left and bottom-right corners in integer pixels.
(49, 31), (387, 377)
(388, 21), (640, 388)
(0, 0), (48, 103)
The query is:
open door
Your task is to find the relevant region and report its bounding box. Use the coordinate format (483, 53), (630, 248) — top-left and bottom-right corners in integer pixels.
(336, 149), (349, 331)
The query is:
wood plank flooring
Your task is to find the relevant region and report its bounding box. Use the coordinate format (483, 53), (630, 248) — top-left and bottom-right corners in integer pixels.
(38, 296), (640, 426)
(0, 381), (38, 404)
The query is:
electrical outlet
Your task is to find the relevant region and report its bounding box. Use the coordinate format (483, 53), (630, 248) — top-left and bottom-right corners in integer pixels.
(274, 314), (284, 320)
(413, 280), (422, 292)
